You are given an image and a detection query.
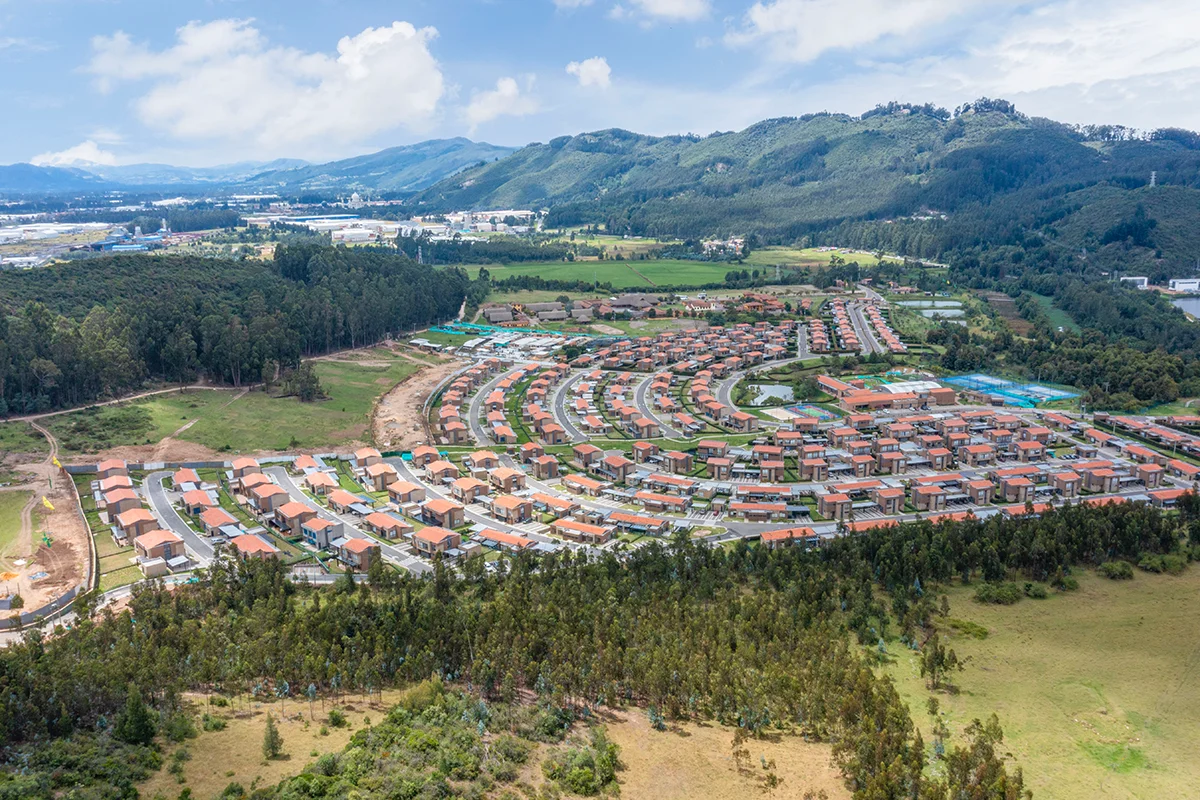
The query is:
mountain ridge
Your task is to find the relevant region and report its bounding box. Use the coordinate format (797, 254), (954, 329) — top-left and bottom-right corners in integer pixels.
(0, 138), (518, 194)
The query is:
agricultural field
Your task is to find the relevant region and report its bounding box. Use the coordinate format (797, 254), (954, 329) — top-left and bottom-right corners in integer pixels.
(884, 569), (1200, 800)
(45, 355), (421, 455)
(742, 246), (903, 268)
(468, 259), (738, 288)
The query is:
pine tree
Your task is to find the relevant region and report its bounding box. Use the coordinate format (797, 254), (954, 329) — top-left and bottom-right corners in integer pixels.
(262, 713), (283, 760)
(114, 685), (157, 746)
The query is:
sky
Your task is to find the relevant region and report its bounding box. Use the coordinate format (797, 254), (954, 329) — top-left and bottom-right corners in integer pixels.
(3, 0), (1200, 167)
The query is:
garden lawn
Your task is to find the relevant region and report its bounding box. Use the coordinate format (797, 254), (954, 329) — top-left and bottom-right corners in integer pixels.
(883, 569), (1200, 800)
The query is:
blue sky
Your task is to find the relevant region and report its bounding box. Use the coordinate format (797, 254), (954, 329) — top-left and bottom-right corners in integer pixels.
(3, 0), (1200, 167)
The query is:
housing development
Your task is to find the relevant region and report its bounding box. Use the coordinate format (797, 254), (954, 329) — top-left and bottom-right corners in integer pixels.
(69, 294), (1200, 587)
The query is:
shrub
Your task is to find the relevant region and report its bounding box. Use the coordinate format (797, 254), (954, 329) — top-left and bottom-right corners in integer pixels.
(493, 735), (532, 765)
(314, 752), (340, 777)
(945, 618), (989, 640)
(162, 711), (198, 742)
(1138, 553), (1188, 574)
(1099, 561), (1134, 580)
(973, 582), (1022, 605)
(209, 696), (230, 708)
(1023, 582), (1048, 599)
(327, 708), (348, 728)
(202, 713), (227, 732)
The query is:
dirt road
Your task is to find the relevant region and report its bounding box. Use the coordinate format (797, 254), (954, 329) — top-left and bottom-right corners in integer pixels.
(0, 421), (89, 613)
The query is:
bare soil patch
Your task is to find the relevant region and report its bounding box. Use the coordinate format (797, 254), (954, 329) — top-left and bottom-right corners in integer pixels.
(372, 358), (464, 452)
(2, 425), (89, 613)
(591, 323), (624, 335)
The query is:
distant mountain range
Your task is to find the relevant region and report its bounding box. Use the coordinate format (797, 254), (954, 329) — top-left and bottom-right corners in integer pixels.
(0, 138), (517, 195)
(407, 104), (1200, 271)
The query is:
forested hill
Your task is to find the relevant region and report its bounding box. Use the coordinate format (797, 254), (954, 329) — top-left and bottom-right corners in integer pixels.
(412, 102), (1200, 275)
(0, 246), (472, 415)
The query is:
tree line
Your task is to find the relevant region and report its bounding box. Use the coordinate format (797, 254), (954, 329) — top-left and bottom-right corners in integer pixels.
(2, 500), (1194, 797)
(0, 246), (469, 415)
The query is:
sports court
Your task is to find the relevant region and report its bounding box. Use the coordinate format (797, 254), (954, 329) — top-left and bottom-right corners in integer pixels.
(942, 373), (1078, 407)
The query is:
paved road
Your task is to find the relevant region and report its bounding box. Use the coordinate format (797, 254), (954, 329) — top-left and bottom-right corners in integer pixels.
(549, 370), (588, 443)
(467, 367), (525, 446)
(389, 458), (596, 554)
(858, 283), (885, 304)
(847, 301), (884, 355)
(713, 355), (811, 428)
(264, 467), (431, 575)
(633, 373), (687, 439)
(145, 471), (215, 563)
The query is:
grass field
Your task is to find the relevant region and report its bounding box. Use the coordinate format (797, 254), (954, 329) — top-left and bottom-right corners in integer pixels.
(469, 259), (736, 288)
(44, 390), (235, 453)
(139, 692), (400, 800)
(1032, 293), (1082, 333)
(1142, 400), (1199, 417)
(0, 491), (30, 559)
(138, 690), (848, 800)
(883, 570), (1200, 799)
(0, 422), (50, 458)
(46, 357), (421, 454)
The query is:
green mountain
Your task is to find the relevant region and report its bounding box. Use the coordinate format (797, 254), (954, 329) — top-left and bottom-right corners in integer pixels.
(412, 103), (1200, 273)
(248, 137), (517, 193)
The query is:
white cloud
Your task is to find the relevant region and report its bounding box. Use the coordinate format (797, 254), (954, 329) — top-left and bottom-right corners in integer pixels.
(719, 0), (1200, 132)
(612, 0), (711, 23)
(567, 57), (612, 89)
(464, 77), (540, 132)
(727, 0), (982, 62)
(86, 19), (445, 157)
(31, 140), (118, 167)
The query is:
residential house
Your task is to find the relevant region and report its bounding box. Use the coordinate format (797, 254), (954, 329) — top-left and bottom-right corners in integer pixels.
(452, 477), (490, 504)
(229, 533), (280, 560)
(387, 481), (426, 505)
(422, 498), (465, 529)
(103, 488), (140, 517)
(181, 489), (216, 516)
(274, 501), (318, 537)
(335, 537), (380, 571)
(96, 459), (128, 481)
(301, 518), (340, 549)
(532, 455), (560, 480)
(328, 489), (367, 515)
(414, 526), (462, 557)
(491, 494), (533, 524)
(305, 471), (338, 495)
(550, 518), (614, 544)
(355, 447), (383, 468)
(199, 507), (238, 535)
(364, 463), (399, 491)
(134, 529), (184, 561)
(249, 484), (289, 515)
(489, 467), (527, 493)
